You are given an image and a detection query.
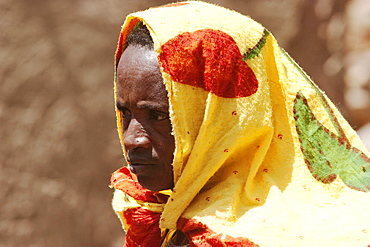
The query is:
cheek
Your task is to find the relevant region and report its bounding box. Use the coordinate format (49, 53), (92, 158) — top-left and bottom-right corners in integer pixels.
(121, 117), (129, 131)
(153, 126), (175, 160)
(162, 132), (176, 160)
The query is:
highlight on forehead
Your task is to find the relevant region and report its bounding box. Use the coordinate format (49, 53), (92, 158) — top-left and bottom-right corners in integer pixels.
(116, 43), (168, 104)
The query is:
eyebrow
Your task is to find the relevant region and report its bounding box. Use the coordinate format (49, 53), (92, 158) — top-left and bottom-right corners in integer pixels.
(116, 101), (169, 111)
(116, 101), (126, 111)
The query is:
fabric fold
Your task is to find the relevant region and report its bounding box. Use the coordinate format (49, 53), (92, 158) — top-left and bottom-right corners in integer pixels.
(112, 1), (370, 246)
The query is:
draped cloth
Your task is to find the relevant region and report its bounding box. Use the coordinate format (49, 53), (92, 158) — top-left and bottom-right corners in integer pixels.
(111, 1), (370, 246)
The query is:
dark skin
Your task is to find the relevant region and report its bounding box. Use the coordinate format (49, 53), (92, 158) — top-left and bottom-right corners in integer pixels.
(116, 44), (175, 192)
(116, 44), (187, 245)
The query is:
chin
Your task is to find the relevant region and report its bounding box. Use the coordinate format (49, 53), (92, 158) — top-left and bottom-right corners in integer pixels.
(138, 177), (174, 192)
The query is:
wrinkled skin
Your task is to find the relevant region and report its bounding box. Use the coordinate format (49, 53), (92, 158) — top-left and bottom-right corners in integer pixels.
(116, 45), (175, 191)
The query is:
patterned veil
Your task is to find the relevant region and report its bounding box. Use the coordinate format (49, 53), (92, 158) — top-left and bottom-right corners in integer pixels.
(111, 1), (370, 246)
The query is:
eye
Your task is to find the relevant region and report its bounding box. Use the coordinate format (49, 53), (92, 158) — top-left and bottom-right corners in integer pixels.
(150, 110), (170, 121)
(116, 102), (131, 119)
(119, 108), (131, 130)
(121, 108), (131, 119)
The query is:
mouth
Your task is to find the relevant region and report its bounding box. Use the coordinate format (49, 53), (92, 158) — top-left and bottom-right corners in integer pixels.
(129, 163), (157, 175)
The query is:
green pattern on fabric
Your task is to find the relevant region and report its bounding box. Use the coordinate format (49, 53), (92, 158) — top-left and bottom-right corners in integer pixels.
(281, 49), (343, 137)
(294, 91), (370, 192)
(243, 29), (270, 60)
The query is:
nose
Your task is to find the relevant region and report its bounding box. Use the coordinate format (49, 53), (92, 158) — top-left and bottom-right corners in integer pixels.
(123, 118), (151, 151)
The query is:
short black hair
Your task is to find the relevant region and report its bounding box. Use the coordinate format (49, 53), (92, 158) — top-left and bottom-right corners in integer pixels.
(125, 22), (154, 49)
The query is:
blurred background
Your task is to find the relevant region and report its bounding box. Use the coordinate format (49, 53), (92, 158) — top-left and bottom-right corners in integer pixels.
(1, 0), (369, 246)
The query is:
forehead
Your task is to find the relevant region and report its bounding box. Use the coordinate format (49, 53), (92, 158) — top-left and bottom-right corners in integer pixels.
(116, 45), (168, 105)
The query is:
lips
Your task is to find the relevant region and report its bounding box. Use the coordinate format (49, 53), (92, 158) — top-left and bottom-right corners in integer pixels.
(127, 152), (161, 175)
(129, 163), (158, 175)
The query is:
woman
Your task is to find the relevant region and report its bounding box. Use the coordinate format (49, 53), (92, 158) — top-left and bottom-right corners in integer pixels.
(111, 1), (370, 246)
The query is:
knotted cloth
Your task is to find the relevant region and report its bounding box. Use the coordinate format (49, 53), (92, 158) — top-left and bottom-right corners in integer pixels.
(111, 1), (370, 246)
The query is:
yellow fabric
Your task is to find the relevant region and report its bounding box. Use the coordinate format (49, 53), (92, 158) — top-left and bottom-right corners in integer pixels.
(113, 1), (370, 246)
(112, 189), (169, 233)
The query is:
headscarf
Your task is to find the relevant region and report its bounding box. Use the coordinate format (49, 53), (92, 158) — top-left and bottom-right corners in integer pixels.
(111, 1), (370, 246)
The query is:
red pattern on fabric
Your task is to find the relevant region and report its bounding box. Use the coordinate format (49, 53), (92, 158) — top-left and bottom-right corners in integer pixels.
(159, 29), (258, 98)
(111, 167), (169, 204)
(162, 2), (189, 7)
(111, 167), (169, 246)
(178, 217), (259, 247)
(111, 168), (260, 246)
(123, 207), (162, 247)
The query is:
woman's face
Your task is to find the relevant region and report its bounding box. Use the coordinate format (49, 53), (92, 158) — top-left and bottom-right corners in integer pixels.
(116, 44), (175, 191)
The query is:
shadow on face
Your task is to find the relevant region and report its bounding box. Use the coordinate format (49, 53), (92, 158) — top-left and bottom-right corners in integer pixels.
(115, 44), (175, 191)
